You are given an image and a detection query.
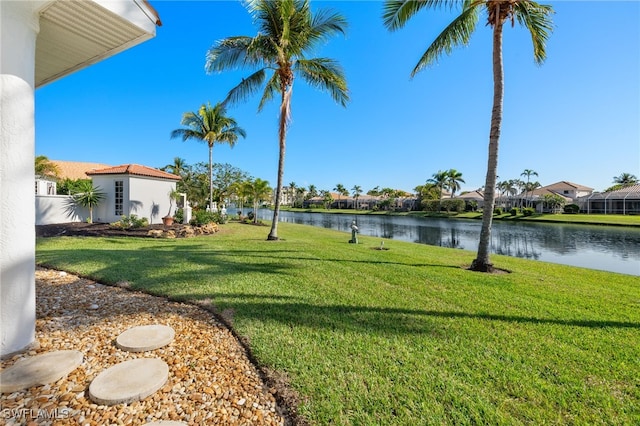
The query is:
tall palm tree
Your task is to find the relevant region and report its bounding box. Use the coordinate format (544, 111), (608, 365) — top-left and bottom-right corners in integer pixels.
(351, 185), (362, 210)
(246, 178), (272, 224)
(334, 183), (347, 208)
(427, 170), (449, 207)
(171, 102), (246, 211)
(383, 0), (553, 272)
(288, 181), (297, 206)
(307, 184), (318, 200)
(206, 0), (349, 240)
(521, 169), (538, 208)
(446, 168), (465, 198)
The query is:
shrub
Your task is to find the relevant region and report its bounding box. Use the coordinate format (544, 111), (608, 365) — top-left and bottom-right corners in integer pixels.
(441, 199), (465, 213)
(523, 207), (535, 216)
(110, 214), (148, 229)
(564, 204), (580, 214)
(190, 210), (225, 226)
(510, 208), (519, 216)
(422, 200), (440, 212)
(493, 207), (503, 215)
(174, 208), (184, 224)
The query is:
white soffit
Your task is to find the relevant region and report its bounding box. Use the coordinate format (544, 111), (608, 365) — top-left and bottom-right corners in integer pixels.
(35, 0), (157, 88)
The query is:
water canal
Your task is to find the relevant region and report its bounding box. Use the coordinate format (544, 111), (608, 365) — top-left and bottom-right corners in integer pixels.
(256, 210), (640, 276)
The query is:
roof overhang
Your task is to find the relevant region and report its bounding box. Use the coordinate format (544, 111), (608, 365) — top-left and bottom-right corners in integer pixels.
(35, 0), (160, 88)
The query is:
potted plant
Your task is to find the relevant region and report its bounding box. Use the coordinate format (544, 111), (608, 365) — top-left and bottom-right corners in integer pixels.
(163, 189), (179, 226)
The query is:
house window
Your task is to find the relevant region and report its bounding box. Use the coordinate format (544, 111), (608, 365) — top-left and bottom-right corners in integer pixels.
(563, 190), (569, 194)
(35, 181), (39, 195)
(47, 182), (55, 195)
(115, 180), (123, 216)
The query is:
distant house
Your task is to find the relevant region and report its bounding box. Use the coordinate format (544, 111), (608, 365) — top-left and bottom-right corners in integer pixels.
(527, 188), (574, 213)
(86, 164), (181, 224)
(456, 190), (485, 209)
(539, 181), (593, 200)
(580, 184), (640, 215)
(35, 176), (56, 195)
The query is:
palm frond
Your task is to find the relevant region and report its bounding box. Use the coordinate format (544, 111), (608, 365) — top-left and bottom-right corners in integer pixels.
(412, 3), (480, 77)
(514, 1), (554, 65)
(206, 36), (256, 73)
(383, 0), (457, 31)
(258, 73), (280, 111)
(308, 9), (348, 48)
(295, 58), (349, 107)
(224, 69), (267, 106)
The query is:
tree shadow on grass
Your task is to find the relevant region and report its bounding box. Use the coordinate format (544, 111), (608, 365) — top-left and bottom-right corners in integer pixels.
(37, 245), (640, 337)
(179, 293), (640, 336)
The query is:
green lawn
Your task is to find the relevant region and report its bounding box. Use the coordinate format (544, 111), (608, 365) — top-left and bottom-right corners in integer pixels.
(36, 222), (640, 425)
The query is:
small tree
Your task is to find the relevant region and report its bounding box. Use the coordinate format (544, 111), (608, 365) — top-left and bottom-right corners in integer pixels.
(73, 181), (105, 223)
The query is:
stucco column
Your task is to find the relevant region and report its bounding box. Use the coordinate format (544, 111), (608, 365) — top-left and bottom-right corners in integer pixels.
(0, 1), (41, 357)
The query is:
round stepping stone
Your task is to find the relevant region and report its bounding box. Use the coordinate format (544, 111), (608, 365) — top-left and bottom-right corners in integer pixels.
(116, 324), (175, 352)
(0, 350), (83, 393)
(89, 358), (169, 405)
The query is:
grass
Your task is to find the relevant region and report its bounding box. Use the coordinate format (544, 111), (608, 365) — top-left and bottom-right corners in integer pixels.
(36, 222), (640, 425)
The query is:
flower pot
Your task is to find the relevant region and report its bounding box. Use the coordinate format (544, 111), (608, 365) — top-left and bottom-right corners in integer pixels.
(162, 216), (174, 226)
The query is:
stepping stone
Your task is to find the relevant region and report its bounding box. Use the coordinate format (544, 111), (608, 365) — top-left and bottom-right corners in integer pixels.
(89, 357), (169, 405)
(0, 350), (83, 393)
(116, 324), (175, 352)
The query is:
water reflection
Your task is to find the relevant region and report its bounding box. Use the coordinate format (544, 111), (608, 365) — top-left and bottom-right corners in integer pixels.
(260, 210), (640, 276)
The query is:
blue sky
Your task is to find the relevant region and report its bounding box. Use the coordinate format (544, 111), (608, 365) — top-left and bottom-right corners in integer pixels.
(36, 1), (639, 194)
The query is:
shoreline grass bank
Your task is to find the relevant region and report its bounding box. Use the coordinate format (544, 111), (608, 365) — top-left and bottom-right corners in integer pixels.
(36, 223), (640, 424)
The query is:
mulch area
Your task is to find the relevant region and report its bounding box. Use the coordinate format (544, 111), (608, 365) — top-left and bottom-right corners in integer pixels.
(36, 222), (186, 238)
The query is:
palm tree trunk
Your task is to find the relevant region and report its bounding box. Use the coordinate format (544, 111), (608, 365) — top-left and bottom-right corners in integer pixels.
(208, 144), (214, 212)
(268, 87), (291, 240)
(471, 15), (504, 273)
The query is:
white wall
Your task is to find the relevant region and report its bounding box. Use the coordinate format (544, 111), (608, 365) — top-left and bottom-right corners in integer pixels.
(35, 195), (89, 225)
(0, 1), (45, 357)
(130, 176), (176, 225)
(90, 175), (176, 224)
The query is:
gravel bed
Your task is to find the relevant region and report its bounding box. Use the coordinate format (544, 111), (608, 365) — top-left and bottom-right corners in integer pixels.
(0, 268), (286, 426)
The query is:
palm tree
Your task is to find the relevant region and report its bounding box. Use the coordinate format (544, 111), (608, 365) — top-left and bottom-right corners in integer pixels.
(246, 178), (272, 224)
(383, 0), (553, 272)
(73, 180), (105, 223)
(307, 184), (318, 200)
(521, 169), (539, 208)
(351, 185), (362, 210)
(206, 0), (349, 240)
(288, 182), (297, 207)
(445, 169), (465, 198)
(334, 184), (347, 208)
(613, 173), (638, 187)
(170, 102), (246, 212)
(35, 155), (59, 180)
(427, 170), (449, 207)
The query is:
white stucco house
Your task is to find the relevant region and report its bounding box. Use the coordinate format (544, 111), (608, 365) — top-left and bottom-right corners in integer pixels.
(86, 164), (181, 224)
(1, 0), (160, 358)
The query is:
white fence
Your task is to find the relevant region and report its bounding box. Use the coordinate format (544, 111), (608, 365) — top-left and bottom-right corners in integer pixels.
(36, 195), (89, 225)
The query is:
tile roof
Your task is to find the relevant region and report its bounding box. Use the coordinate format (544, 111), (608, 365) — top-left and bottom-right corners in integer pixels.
(51, 160), (113, 180)
(86, 164), (181, 181)
(541, 181), (593, 191)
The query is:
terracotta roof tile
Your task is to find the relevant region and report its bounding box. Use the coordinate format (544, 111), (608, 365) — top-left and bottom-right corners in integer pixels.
(86, 164), (181, 181)
(51, 160), (113, 180)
